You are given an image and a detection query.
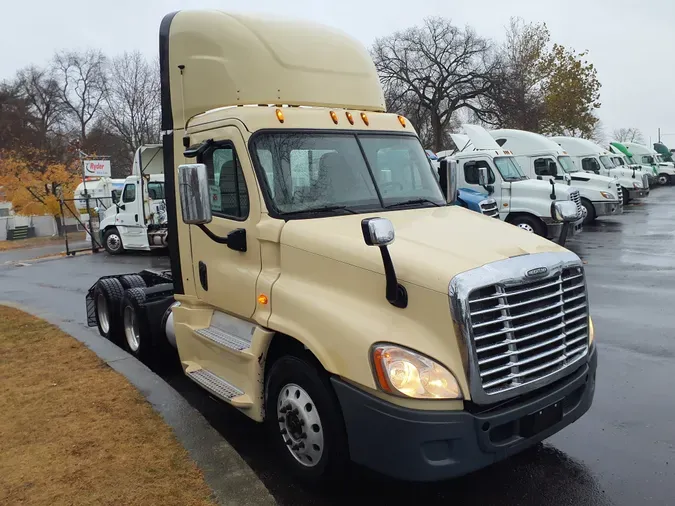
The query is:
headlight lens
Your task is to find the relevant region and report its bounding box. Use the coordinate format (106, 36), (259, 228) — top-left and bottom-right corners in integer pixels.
(589, 317), (595, 345)
(599, 191), (615, 199)
(372, 345), (462, 399)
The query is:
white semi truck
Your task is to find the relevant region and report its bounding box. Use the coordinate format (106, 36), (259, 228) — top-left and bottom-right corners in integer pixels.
(623, 141), (675, 185)
(98, 144), (168, 254)
(551, 136), (649, 204)
(449, 125), (583, 243)
(491, 129), (622, 224)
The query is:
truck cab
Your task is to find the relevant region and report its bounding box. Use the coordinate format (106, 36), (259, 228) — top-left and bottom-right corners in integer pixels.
(491, 129), (622, 224)
(450, 125), (584, 242)
(86, 10), (597, 484)
(552, 136), (649, 204)
(623, 141), (675, 185)
(98, 145), (168, 254)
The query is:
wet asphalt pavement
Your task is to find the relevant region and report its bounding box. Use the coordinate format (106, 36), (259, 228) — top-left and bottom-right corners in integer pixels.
(1, 188), (675, 505)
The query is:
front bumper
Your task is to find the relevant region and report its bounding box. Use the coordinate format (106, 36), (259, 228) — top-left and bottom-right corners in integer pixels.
(545, 217), (583, 241)
(627, 188), (649, 199)
(332, 348), (597, 482)
(591, 200), (622, 216)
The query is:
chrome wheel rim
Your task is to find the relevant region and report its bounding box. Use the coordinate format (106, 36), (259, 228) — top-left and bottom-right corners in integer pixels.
(123, 305), (140, 352)
(517, 223), (535, 233)
(107, 234), (121, 252)
(277, 383), (324, 468)
(97, 293), (110, 334)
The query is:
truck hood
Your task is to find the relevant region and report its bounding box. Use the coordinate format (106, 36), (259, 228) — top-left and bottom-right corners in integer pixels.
(510, 178), (575, 199)
(568, 171), (615, 189)
(280, 206), (567, 294)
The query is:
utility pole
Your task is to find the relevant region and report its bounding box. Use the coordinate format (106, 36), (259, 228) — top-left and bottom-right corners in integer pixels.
(658, 128), (661, 144)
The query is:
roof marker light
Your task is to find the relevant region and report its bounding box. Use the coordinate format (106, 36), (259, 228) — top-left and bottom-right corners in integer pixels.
(346, 112), (354, 125)
(275, 109), (284, 123)
(361, 112), (369, 126)
(330, 111), (339, 124)
(398, 115), (406, 127)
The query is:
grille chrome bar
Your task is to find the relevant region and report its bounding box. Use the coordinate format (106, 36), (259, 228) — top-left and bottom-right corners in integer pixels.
(449, 251), (591, 404)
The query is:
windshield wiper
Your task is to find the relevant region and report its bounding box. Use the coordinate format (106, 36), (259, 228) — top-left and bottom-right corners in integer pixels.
(285, 205), (358, 216)
(385, 198), (442, 209)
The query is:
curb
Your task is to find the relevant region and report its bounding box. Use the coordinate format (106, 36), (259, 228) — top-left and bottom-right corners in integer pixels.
(0, 300), (277, 506)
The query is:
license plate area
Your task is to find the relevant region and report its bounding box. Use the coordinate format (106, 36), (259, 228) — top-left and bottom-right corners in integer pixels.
(520, 400), (563, 438)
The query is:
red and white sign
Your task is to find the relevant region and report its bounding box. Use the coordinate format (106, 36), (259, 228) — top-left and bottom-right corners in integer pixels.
(83, 160), (111, 177)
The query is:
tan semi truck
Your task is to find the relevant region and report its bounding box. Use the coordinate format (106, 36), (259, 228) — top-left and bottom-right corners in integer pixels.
(85, 10), (597, 483)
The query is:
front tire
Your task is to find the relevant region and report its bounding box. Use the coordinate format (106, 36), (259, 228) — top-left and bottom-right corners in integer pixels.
(621, 188), (630, 205)
(265, 355), (349, 484)
(581, 198), (596, 225)
(658, 173), (671, 185)
(103, 228), (123, 255)
(509, 214), (545, 236)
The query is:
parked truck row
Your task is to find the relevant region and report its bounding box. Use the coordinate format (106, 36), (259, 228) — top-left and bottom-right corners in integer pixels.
(85, 9), (598, 484)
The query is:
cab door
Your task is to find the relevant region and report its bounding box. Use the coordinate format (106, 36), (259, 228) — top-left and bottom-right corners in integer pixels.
(116, 179), (147, 248)
(187, 126), (262, 319)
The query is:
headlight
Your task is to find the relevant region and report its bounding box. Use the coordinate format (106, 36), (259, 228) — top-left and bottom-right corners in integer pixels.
(551, 200), (579, 222)
(371, 345), (462, 399)
(599, 191), (615, 199)
(633, 181), (642, 189)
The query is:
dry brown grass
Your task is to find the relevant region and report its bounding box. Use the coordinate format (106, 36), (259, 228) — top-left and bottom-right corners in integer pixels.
(0, 232), (86, 252)
(0, 305), (216, 506)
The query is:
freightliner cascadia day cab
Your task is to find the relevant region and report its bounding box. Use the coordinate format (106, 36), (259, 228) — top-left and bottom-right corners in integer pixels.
(551, 136), (650, 204)
(491, 129), (623, 224)
(447, 125), (584, 244)
(98, 144), (168, 254)
(85, 10), (597, 483)
(623, 141), (675, 185)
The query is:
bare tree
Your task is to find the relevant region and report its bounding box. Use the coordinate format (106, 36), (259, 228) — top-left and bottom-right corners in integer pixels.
(372, 18), (497, 152)
(612, 127), (644, 144)
(14, 66), (66, 150)
(589, 119), (606, 145)
(53, 49), (107, 141)
(102, 51), (161, 160)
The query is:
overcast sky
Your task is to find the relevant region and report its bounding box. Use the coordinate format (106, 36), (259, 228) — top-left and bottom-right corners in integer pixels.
(3, 0), (674, 146)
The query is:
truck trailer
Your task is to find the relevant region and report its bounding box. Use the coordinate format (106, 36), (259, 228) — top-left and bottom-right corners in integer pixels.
(86, 10), (597, 483)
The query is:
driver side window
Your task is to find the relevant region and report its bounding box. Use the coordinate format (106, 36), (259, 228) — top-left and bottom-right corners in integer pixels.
(122, 183), (136, 203)
(581, 158), (599, 173)
(464, 160), (496, 184)
(534, 158), (556, 176)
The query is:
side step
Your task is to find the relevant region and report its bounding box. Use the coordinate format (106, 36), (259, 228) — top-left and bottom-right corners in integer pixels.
(195, 326), (251, 352)
(186, 367), (252, 408)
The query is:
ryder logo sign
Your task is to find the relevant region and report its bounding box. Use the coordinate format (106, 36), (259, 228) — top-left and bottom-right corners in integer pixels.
(84, 160), (111, 177)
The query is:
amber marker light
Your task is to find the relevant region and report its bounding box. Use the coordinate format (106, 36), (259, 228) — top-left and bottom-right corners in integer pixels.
(345, 111), (354, 124)
(275, 109), (284, 123)
(257, 294), (269, 305)
(330, 110), (339, 124)
(360, 112), (369, 126)
(372, 347), (393, 392)
(398, 115), (407, 127)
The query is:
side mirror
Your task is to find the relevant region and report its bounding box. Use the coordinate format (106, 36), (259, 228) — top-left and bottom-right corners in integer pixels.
(178, 163), (212, 225)
(361, 218), (407, 309)
(551, 201), (579, 222)
(478, 167), (489, 186)
(438, 159), (458, 204)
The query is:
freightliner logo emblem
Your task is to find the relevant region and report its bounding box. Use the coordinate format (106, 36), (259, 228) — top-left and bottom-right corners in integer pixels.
(526, 267), (548, 277)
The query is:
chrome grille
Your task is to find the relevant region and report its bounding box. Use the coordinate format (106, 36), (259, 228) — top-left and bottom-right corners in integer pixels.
(466, 266), (589, 398)
(641, 173), (650, 189)
(479, 199), (499, 218)
(569, 189), (583, 217)
(615, 183), (623, 203)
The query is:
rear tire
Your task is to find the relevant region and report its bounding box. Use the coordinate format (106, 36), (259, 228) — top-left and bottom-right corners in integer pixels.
(103, 228), (123, 255)
(509, 214), (545, 236)
(658, 173), (671, 185)
(95, 278), (124, 342)
(581, 198), (596, 225)
(120, 288), (152, 360)
(265, 355), (349, 485)
(119, 274), (146, 290)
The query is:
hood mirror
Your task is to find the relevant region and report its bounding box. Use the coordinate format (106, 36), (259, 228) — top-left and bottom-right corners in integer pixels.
(438, 158), (458, 204)
(361, 218), (407, 309)
(178, 163), (212, 225)
(478, 167), (488, 186)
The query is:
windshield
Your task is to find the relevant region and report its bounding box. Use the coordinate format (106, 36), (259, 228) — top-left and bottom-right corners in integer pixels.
(251, 132), (445, 215)
(558, 156), (579, 173)
(599, 156), (615, 169)
(494, 156), (527, 181)
(642, 155), (654, 164)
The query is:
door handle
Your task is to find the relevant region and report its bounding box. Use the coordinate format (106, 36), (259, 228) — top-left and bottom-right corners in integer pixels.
(199, 261), (208, 291)
(135, 214), (138, 222)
